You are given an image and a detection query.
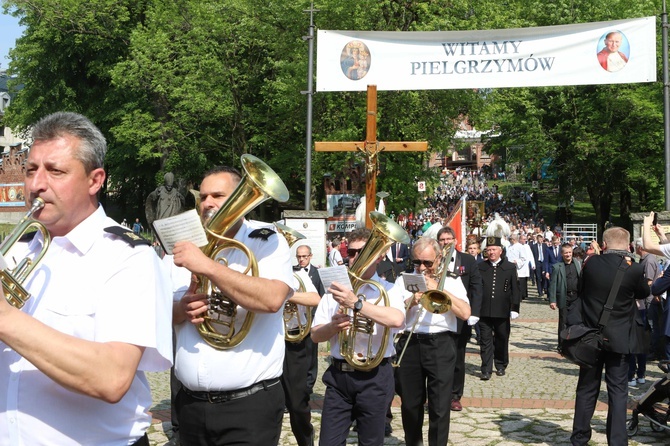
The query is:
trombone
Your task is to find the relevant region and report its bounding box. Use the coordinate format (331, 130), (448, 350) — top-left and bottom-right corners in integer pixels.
(392, 242), (456, 368)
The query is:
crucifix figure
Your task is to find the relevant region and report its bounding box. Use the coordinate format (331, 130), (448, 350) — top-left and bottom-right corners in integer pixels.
(315, 85), (428, 228)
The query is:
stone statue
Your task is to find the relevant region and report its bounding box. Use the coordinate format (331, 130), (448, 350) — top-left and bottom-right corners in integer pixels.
(145, 172), (185, 227)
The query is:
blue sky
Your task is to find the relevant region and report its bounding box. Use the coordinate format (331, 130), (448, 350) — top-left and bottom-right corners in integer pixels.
(0, 12), (24, 70)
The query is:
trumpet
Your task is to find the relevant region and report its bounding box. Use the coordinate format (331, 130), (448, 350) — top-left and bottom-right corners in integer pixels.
(0, 198), (51, 308)
(274, 222), (313, 343)
(339, 211), (410, 371)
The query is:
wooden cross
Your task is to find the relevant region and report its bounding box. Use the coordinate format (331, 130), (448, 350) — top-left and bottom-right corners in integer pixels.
(315, 85), (428, 228)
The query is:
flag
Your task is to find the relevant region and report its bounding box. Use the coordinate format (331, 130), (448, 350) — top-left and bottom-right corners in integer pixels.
(445, 199), (465, 251)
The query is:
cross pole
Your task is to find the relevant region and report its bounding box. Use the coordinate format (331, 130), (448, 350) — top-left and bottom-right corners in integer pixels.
(315, 85), (427, 228)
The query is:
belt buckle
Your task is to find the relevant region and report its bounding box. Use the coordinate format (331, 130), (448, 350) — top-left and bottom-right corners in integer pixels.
(341, 362), (356, 372)
(207, 392), (230, 403)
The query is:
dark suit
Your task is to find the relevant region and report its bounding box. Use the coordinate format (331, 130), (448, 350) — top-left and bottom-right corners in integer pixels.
(300, 264), (325, 395)
(478, 259), (520, 375)
(391, 242), (410, 276)
(570, 253), (649, 446)
(544, 244), (562, 275)
(650, 265), (670, 359)
(530, 241), (547, 295)
(548, 260), (581, 347)
(452, 252), (483, 402)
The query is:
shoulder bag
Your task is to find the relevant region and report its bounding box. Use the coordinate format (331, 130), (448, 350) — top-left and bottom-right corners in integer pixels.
(559, 257), (630, 369)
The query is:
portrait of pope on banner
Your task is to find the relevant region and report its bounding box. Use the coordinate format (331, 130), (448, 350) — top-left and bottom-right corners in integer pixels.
(596, 30), (630, 73)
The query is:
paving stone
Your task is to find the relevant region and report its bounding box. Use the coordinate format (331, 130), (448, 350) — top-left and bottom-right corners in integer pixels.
(147, 289), (670, 445)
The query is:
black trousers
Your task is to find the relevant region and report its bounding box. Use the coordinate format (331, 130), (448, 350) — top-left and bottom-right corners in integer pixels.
(452, 324), (471, 400)
(395, 331), (456, 446)
(535, 267), (546, 295)
(571, 351), (628, 446)
(281, 336), (314, 446)
(319, 360), (395, 446)
(557, 306), (567, 349)
(305, 331), (319, 393)
(176, 380), (284, 446)
(479, 317), (510, 374)
(518, 277), (528, 300)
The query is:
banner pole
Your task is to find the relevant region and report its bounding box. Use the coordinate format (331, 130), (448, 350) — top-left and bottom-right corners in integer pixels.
(663, 1), (670, 210)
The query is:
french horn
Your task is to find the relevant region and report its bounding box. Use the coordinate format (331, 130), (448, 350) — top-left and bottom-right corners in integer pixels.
(0, 198), (51, 308)
(274, 222), (313, 343)
(196, 154), (289, 350)
(339, 211), (410, 371)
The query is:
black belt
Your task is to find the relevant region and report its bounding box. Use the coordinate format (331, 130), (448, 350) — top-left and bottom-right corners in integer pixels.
(183, 378), (281, 403)
(131, 434), (149, 446)
(399, 330), (454, 340)
(331, 358), (389, 372)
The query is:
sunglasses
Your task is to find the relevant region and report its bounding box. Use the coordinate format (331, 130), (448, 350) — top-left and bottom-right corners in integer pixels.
(412, 259), (436, 268)
(347, 248), (363, 257)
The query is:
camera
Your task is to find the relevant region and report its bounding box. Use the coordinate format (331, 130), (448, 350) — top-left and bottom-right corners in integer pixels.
(652, 211), (658, 226)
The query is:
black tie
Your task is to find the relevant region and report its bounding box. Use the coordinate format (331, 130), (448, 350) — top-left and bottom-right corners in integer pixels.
(304, 267), (309, 272)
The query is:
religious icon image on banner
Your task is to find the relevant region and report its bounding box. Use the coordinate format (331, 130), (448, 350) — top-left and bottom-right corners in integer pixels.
(340, 40), (371, 81)
(596, 30), (630, 73)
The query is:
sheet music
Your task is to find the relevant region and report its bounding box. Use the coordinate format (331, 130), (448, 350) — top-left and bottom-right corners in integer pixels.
(317, 266), (353, 292)
(152, 209), (208, 255)
(400, 273), (428, 293)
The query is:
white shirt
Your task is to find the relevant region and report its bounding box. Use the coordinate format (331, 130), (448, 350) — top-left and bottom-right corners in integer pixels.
(396, 269), (469, 334)
(0, 206), (173, 446)
(312, 273), (405, 359)
(329, 248), (343, 266)
(174, 219), (294, 391)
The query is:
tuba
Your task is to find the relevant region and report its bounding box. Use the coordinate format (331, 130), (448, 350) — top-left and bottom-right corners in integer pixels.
(0, 198), (51, 308)
(339, 211), (410, 371)
(274, 222), (313, 343)
(196, 154), (289, 350)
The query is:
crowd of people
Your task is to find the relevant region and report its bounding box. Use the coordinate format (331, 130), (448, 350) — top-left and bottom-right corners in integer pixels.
(0, 113), (666, 446)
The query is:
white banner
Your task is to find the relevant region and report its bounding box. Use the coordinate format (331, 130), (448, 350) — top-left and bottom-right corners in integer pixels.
(316, 17), (656, 92)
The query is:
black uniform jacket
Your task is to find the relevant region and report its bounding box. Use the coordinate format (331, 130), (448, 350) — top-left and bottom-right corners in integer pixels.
(478, 259), (521, 318)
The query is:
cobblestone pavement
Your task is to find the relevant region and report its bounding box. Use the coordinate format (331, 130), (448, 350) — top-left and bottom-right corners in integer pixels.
(146, 288), (670, 445)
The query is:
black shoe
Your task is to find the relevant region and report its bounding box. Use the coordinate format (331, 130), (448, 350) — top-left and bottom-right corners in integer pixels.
(481, 372), (491, 380)
(496, 369), (506, 376)
(384, 422), (392, 437)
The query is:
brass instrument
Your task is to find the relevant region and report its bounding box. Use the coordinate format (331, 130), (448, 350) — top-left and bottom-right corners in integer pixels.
(393, 242), (455, 367)
(196, 154), (289, 350)
(275, 222), (312, 343)
(339, 211), (410, 371)
(420, 242), (456, 314)
(0, 198), (51, 308)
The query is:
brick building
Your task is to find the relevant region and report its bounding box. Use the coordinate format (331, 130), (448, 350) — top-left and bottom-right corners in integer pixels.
(0, 71), (30, 223)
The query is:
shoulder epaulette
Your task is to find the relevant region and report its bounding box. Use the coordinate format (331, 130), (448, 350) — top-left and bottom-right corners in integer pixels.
(249, 227), (275, 241)
(104, 226), (151, 247)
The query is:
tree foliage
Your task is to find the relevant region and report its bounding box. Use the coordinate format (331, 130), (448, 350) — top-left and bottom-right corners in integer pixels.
(1, 0), (666, 228)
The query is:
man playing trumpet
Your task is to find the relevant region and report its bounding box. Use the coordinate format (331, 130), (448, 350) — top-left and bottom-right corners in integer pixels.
(394, 237), (471, 445)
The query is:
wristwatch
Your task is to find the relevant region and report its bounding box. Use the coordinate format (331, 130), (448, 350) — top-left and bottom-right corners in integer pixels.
(353, 298), (364, 313)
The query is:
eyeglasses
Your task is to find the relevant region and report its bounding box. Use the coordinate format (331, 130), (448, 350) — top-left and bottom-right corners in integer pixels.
(347, 248), (363, 258)
(412, 259), (436, 268)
